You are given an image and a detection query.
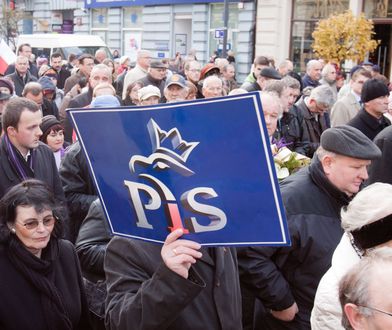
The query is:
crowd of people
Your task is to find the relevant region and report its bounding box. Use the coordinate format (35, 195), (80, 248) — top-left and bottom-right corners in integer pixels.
(0, 42), (391, 330)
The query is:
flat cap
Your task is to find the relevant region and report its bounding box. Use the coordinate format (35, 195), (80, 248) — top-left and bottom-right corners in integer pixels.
(321, 125), (381, 160)
(138, 85), (161, 101)
(149, 60), (166, 69)
(259, 67), (281, 80)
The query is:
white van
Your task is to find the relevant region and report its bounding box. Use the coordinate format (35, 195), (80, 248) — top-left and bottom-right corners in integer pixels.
(16, 34), (112, 60)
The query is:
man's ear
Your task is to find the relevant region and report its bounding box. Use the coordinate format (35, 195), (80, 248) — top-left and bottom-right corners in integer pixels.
(320, 154), (334, 175)
(344, 303), (367, 330)
(6, 126), (17, 137)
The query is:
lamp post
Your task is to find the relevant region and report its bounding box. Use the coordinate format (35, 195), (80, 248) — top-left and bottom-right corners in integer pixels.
(222, 0), (229, 58)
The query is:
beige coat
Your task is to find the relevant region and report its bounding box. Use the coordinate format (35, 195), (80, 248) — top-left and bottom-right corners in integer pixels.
(331, 92), (361, 127)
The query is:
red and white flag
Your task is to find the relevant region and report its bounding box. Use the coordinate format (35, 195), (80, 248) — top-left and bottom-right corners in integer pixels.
(0, 39), (16, 75)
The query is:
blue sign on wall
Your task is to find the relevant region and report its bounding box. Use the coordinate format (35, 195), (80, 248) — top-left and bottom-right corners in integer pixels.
(68, 93), (290, 246)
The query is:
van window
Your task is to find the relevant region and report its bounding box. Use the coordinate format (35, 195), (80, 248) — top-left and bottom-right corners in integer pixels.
(60, 46), (112, 59)
(32, 48), (51, 59)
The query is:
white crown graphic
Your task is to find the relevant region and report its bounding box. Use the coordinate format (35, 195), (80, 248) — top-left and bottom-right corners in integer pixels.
(130, 119), (199, 176)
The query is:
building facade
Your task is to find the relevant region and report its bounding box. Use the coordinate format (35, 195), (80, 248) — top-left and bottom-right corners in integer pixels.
(4, 0), (255, 82)
(255, 0), (392, 79)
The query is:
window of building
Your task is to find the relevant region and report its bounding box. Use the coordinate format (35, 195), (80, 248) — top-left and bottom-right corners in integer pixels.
(122, 7), (143, 62)
(91, 8), (108, 42)
(364, 0), (392, 19)
(209, 3), (239, 59)
(290, 0), (349, 72)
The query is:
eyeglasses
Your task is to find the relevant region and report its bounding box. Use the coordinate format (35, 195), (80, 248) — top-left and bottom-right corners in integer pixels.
(357, 305), (392, 318)
(16, 216), (56, 230)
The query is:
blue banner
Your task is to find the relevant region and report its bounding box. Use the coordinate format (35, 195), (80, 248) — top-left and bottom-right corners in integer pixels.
(68, 93), (290, 246)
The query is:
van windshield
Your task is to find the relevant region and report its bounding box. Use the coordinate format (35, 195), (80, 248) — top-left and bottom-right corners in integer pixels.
(54, 46), (112, 59)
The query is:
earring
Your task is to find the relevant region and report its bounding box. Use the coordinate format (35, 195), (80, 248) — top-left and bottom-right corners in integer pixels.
(10, 228), (16, 234)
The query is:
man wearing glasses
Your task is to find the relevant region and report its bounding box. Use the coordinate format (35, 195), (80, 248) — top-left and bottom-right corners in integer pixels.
(295, 85), (335, 157)
(339, 249), (392, 330)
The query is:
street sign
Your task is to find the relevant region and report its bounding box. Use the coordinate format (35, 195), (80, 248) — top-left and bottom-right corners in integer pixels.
(214, 29), (225, 39)
(68, 93), (290, 247)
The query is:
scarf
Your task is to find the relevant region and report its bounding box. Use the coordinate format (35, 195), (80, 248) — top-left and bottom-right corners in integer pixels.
(309, 156), (352, 213)
(6, 237), (72, 330)
(1, 134), (35, 181)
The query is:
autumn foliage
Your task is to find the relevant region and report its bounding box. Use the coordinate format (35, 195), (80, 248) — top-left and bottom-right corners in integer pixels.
(312, 11), (378, 64)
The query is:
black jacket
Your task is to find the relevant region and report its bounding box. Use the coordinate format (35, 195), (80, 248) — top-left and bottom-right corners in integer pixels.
(6, 70), (37, 96)
(238, 157), (350, 330)
(59, 141), (97, 242)
(296, 98), (330, 158)
(63, 89), (93, 143)
(75, 199), (112, 283)
(366, 125), (392, 185)
(137, 74), (166, 102)
(0, 139), (64, 202)
(57, 66), (71, 90)
(244, 82), (261, 92)
(5, 62), (38, 78)
(0, 239), (91, 330)
(275, 106), (310, 155)
(347, 108), (391, 141)
(301, 74), (320, 89)
(105, 238), (242, 330)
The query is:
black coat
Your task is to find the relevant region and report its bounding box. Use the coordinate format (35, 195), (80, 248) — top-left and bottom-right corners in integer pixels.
(0, 239), (91, 330)
(105, 237), (242, 330)
(137, 74), (166, 102)
(366, 125), (392, 185)
(6, 70), (37, 96)
(0, 139), (64, 202)
(275, 106), (310, 155)
(57, 66), (71, 90)
(63, 89), (93, 143)
(238, 157), (350, 330)
(59, 141), (97, 242)
(75, 199), (112, 283)
(296, 98), (330, 158)
(5, 62), (38, 78)
(347, 108), (391, 141)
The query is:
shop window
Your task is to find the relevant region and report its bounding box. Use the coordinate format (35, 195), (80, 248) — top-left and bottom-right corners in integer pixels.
(290, 0), (349, 72)
(209, 3), (239, 58)
(91, 8), (108, 43)
(364, 0), (392, 18)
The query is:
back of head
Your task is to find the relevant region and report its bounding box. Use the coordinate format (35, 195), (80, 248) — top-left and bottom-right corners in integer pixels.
(264, 80), (286, 97)
(254, 56), (270, 66)
(309, 85), (334, 107)
(22, 82), (42, 97)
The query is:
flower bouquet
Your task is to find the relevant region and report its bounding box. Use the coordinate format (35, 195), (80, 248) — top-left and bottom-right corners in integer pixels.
(271, 144), (310, 180)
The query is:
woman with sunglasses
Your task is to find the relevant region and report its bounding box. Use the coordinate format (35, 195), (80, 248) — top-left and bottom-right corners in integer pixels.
(0, 179), (91, 329)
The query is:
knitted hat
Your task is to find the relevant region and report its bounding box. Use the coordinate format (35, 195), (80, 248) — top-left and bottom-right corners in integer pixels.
(40, 115), (60, 136)
(320, 125), (381, 160)
(38, 76), (56, 92)
(0, 78), (14, 95)
(361, 78), (389, 103)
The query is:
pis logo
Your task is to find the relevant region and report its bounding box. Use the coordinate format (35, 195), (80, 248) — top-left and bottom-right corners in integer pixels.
(124, 119), (227, 234)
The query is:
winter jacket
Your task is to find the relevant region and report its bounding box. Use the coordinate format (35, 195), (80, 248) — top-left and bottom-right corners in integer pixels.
(0, 139), (64, 202)
(367, 125), (392, 185)
(105, 238), (242, 330)
(347, 108), (391, 141)
(59, 141), (97, 242)
(238, 156), (350, 330)
(310, 233), (360, 330)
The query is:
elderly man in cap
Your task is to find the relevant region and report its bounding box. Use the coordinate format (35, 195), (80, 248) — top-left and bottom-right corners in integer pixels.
(164, 74), (188, 103)
(244, 67), (281, 92)
(347, 78), (391, 140)
(138, 85), (161, 106)
(238, 125), (381, 330)
(137, 60), (167, 102)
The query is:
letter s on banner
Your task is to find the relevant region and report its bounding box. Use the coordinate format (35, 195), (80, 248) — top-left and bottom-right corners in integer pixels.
(181, 187), (227, 233)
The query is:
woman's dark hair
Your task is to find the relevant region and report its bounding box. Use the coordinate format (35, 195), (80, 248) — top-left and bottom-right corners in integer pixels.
(40, 123), (64, 144)
(0, 179), (64, 241)
(123, 81), (144, 105)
